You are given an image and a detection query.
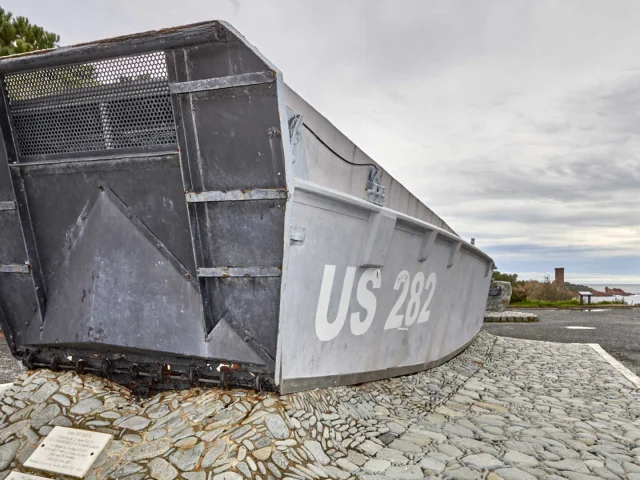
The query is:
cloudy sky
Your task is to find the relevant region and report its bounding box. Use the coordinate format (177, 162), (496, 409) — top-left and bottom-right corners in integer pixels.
(7, 0), (640, 284)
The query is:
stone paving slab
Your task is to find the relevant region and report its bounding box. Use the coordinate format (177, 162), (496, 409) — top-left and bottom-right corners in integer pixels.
(484, 311), (539, 323)
(0, 332), (638, 480)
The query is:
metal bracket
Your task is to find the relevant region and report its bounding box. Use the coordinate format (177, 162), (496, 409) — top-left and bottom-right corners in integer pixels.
(169, 71), (276, 95)
(485, 260), (495, 278)
(290, 228), (306, 245)
(198, 267), (282, 278)
(0, 200), (16, 211)
(186, 188), (287, 203)
(418, 230), (438, 262)
(447, 241), (462, 268)
(366, 166), (385, 206)
(0, 264), (30, 274)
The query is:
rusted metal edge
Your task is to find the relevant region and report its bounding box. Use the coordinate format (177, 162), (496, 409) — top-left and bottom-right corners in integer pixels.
(0, 21), (230, 74)
(186, 188), (287, 203)
(170, 71), (276, 95)
(0, 200), (16, 211)
(198, 267), (282, 278)
(17, 346), (275, 395)
(0, 264), (30, 273)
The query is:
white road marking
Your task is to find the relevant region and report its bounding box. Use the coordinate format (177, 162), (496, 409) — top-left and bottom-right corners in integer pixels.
(588, 343), (640, 388)
(565, 326), (595, 330)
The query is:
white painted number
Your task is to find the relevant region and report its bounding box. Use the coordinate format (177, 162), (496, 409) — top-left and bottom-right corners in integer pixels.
(418, 272), (437, 324)
(351, 268), (382, 336)
(405, 272), (425, 326)
(315, 266), (437, 341)
(383, 270), (410, 330)
(386, 271), (437, 329)
(315, 265), (382, 341)
(315, 265), (356, 342)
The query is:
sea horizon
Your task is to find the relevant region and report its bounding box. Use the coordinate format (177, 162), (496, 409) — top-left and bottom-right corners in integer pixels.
(587, 284), (640, 294)
(583, 284), (640, 304)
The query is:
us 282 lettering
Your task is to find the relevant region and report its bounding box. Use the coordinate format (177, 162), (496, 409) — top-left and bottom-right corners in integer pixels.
(315, 265), (437, 341)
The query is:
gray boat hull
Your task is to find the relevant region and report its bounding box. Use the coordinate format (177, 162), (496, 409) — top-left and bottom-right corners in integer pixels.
(0, 21), (493, 393)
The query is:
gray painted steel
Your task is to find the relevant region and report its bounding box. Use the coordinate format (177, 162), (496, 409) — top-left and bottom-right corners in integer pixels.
(0, 21), (494, 393)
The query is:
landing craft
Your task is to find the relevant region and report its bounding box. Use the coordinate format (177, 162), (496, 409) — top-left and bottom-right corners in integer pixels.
(0, 22), (494, 393)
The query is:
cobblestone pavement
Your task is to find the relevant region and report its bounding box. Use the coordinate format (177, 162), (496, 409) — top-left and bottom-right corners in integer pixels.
(484, 307), (640, 376)
(0, 332), (639, 480)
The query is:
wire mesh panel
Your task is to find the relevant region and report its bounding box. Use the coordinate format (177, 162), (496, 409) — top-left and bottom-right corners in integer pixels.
(3, 51), (177, 158)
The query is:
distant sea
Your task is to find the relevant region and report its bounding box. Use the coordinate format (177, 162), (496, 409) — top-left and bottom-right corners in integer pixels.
(586, 284), (640, 305)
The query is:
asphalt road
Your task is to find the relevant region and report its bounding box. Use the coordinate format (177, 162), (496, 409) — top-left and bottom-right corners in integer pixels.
(484, 308), (640, 376)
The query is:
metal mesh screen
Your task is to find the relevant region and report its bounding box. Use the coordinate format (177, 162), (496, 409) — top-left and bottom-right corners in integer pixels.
(3, 52), (177, 157)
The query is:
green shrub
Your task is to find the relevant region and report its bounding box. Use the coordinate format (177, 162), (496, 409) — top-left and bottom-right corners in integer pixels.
(511, 283), (528, 303)
(493, 271), (518, 284)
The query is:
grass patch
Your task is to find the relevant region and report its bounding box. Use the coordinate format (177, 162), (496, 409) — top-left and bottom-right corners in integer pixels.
(509, 298), (627, 308)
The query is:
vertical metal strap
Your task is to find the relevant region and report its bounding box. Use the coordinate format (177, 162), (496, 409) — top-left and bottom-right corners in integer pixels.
(0, 78), (47, 321)
(165, 50), (216, 336)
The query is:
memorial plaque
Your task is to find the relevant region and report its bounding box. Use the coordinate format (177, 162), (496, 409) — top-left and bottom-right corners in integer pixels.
(6, 473), (50, 480)
(24, 426), (112, 478)
(488, 285), (502, 296)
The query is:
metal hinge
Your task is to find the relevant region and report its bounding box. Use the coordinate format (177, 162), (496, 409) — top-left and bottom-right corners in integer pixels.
(366, 166), (386, 206)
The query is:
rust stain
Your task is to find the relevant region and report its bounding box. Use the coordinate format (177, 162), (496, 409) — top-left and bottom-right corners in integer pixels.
(220, 362), (241, 372)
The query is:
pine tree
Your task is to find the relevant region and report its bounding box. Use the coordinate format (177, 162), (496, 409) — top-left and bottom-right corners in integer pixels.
(0, 8), (59, 57)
